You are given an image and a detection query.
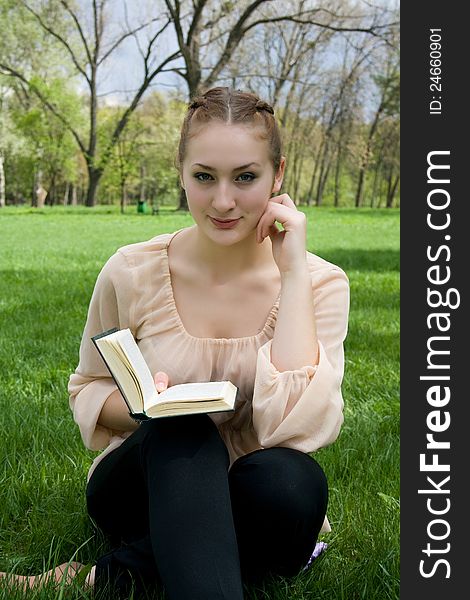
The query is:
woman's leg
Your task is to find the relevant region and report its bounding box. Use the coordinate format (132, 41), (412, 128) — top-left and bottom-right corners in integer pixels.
(86, 413), (245, 600)
(85, 423), (158, 596)
(228, 447), (328, 585)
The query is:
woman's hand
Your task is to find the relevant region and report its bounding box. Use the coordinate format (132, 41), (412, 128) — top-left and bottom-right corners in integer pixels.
(154, 371), (169, 393)
(256, 193), (308, 275)
(97, 372), (170, 432)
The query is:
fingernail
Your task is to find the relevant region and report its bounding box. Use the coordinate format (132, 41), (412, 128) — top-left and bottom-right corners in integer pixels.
(156, 382), (166, 392)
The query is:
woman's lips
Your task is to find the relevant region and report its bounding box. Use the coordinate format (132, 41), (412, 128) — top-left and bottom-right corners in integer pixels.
(209, 217), (241, 229)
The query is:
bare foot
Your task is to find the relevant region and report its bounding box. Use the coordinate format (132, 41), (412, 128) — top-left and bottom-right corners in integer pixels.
(0, 561), (90, 591)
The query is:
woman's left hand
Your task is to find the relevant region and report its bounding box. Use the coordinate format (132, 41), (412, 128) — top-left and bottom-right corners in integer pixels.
(256, 193), (308, 275)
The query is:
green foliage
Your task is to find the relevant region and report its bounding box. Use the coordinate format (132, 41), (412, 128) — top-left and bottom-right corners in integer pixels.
(0, 207), (399, 599)
(0, 0), (86, 203)
(9, 80), (82, 184)
(99, 92), (186, 207)
(0, 0), (400, 210)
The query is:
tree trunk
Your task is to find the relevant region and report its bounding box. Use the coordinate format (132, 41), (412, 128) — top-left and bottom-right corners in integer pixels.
(316, 139), (331, 206)
(355, 103), (384, 207)
(370, 154), (384, 208)
(306, 167), (316, 207)
(86, 167), (102, 207)
(32, 171), (38, 207)
(120, 182), (127, 214)
(49, 174), (57, 205)
(306, 140), (322, 207)
(334, 144), (342, 207)
(316, 160), (331, 206)
(177, 186), (188, 211)
(355, 166), (366, 207)
(0, 152), (5, 207)
(71, 184), (77, 206)
(63, 181), (70, 205)
(140, 165), (146, 203)
(386, 173), (399, 208)
(293, 152), (304, 203)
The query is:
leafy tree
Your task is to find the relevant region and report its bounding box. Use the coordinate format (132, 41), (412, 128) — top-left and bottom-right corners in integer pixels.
(0, 0), (180, 206)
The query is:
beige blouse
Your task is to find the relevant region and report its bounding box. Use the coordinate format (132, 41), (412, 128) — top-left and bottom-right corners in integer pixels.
(68, 228), (349, 532)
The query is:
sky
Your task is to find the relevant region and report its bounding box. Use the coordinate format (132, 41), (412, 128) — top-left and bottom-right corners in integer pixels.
(81, 0), (398, 107)
(90, 0), (184, 105)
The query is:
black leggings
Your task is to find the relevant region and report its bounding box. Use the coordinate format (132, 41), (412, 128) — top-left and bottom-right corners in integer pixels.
(86, 413), (328, 599)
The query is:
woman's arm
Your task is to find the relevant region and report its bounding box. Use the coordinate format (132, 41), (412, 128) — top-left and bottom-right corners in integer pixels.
(252, 265), (349, 447)
(271, 265), (319, 372)
(257, 193), (319, 372)
(97, 389), (140, 432)
(97, 371), (169, 432)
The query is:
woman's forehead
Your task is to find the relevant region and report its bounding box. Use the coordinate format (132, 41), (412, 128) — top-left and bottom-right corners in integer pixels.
(185, 122), (270, 166)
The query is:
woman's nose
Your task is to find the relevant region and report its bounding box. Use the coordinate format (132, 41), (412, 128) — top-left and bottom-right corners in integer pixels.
(211, 182), (236, 211)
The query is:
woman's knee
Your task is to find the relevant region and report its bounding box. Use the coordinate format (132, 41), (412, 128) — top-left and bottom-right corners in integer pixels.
(229, 447), (328, 518)
(139, 413), (229, 466)
(229, 448), (328, 582)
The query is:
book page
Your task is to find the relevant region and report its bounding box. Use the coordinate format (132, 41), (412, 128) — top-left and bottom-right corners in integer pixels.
(113, 330), (158, 410)
(95, 329), (158, 413)
(156, 381), (228, 403)
(108, 340), (143, 399)
(95, 339), (144, 413)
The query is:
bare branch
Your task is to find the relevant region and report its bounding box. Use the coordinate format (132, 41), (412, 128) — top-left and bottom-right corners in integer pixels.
(93, 0), (100, 65)
(203, 0), (268, 89)
(187, 0), (208, 46)
(20, 1), (90, 84)
(156, 67), (186, 78)
(59, 0), (92, 65)
(98, 14), (166, 66)
(165, 0), (188, 63)
(243, 16), (399, 39)
(99, 48), (182, 170)
(142, 17), (177, 79)
(0, 62), (86, 155)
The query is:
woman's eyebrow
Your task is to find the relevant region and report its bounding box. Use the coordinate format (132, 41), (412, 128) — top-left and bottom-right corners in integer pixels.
(191, 162), (261, 170)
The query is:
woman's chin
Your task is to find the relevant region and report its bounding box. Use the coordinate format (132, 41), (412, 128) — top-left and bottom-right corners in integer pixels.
(198, 218), (253, 243)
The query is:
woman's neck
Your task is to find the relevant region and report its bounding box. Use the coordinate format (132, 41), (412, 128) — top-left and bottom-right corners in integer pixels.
(186, 224), (276, 283)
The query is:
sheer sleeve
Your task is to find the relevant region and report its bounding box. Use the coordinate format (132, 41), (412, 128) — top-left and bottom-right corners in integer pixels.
(68, 250), (134, 450)
(252, 266), (349, 452)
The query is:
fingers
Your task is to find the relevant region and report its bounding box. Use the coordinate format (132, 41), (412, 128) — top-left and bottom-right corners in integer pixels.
(257, 195), (304, 242)
(154, 371), (169, 393)
(269, 193), (297, 209)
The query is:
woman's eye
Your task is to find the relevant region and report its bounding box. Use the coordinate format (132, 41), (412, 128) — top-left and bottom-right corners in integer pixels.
(194, 172), (213, 182)
(194, 172), (256, 183)
(236, 172), (256, 182)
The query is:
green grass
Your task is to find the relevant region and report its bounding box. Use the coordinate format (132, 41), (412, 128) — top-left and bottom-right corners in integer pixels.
(0, 206), (399, 599)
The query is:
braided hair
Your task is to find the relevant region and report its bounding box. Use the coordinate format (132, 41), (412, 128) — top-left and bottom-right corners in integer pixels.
(176, 87), (282, 173)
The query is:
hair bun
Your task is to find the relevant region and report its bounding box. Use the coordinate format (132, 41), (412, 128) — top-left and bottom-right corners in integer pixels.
(255, 100), (274, 115)
(189, 97), (207, 110)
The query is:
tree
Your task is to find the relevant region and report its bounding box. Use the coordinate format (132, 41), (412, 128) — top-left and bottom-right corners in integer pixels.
(99, 91), (186, 208)
(0, 85), (7, 207)
(11, 79), (80, 204)
(161, 0), (398, 208)
(354, 56), (399, 207)
(1, 0), (399, 209)
(0, 0), (181, 206)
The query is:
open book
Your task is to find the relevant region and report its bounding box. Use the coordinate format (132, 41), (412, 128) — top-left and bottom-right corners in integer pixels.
(92, 328), (237, 421)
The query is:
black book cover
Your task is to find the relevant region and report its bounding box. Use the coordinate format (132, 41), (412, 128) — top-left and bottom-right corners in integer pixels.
(91, 328), (150, 422)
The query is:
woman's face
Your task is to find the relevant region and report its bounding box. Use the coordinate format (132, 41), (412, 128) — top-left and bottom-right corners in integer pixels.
(180, 122), (285, 245)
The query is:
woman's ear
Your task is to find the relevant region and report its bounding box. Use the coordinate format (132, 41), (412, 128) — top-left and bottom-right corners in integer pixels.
(271, 156), (286, 195)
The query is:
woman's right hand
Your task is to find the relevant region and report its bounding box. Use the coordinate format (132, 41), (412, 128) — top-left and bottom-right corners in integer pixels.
(154, 371), (169, 393)
(98, 371), (170, 432)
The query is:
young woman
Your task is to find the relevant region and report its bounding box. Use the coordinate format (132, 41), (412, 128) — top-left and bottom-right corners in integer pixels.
(3, 87), (349, 599)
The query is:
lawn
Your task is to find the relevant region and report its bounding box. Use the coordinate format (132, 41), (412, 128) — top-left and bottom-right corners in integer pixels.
(0, 206), (399, 599)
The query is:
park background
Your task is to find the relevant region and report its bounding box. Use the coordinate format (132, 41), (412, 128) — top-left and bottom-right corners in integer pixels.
(0, 1), (399, 599)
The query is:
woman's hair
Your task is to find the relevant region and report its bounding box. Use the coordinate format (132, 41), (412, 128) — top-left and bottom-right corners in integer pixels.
(176, 87), (283, 174)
